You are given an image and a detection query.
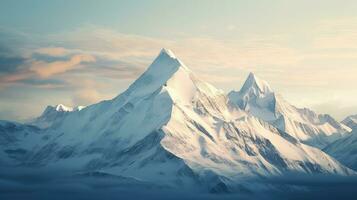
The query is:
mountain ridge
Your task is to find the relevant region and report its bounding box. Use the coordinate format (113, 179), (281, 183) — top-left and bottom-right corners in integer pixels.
(341, 114), (357, 130)
(0, 49), (355, 193)
(324, 113), (357, 170)
(29, 104), (85, 128)
(228, 73), (351, 148)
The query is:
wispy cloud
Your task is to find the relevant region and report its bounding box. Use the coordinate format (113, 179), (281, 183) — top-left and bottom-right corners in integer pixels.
(313, 18), (357, 49)
(30, 54), (96, 78)
(0, 23), (357, 120)
(34, 47), (70, 57)
(71, 88), (102, 106)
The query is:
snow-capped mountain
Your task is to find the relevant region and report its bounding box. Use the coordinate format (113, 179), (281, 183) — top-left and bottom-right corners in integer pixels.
(0, 49), (354, 192)
(228, 73), (351, 148)
(341, 114), (357, 131)
(30, 104), (85, 128)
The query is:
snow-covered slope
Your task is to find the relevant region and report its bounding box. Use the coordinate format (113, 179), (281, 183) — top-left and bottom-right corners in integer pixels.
(0, 120), (44, 166)
(324, 114), (357, 170)
(0, 49), (354, 192)
(228, 73), (351, 148)
(29, 104), (84, 128)
(341, 114), (357, 131)
(324, 128), (357, 171)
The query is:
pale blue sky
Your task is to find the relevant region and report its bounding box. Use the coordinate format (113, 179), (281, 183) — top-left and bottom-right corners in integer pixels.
(0, 0), (357, 121)
(2, 0), (356, 36)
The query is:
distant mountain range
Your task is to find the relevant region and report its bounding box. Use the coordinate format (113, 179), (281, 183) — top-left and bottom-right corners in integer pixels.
(0, 49), (355, 194)
(29, 104), (85, 128)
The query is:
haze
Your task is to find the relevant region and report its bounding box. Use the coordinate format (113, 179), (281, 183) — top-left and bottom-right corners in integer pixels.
(0, 0), (356, 121)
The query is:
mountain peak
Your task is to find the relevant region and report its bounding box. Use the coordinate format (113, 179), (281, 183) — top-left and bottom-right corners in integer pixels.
(43, 104), (84, 114)
(240, 72), (273, 96)
(122, 49), (189, 98)
(150, 48), (184, 71)
(41, 104), (72, 114)
(159, 48), (176, 59)
(341, 114), (357, 130)
(54, 104), (73, 112)
(247, 72), (257, 81)
(30, 104), (83, 129)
